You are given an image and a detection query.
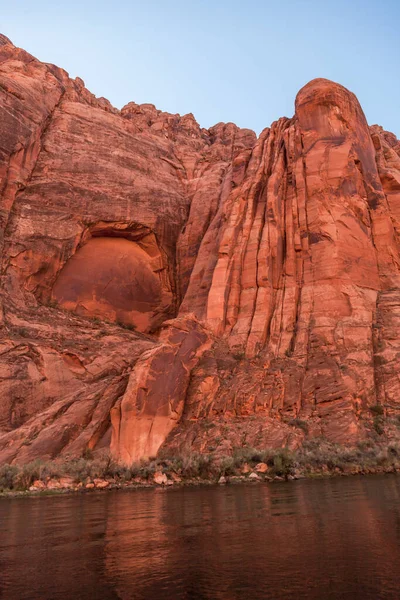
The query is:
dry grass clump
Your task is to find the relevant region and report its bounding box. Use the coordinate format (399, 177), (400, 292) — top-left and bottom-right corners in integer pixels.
(296, 438), (400, 473)
(2, 437), (400, 493)
(0, 455), (126, 492)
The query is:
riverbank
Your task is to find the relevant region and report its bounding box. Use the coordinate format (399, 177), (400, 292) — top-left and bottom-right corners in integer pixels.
(2, 437), (400, 497)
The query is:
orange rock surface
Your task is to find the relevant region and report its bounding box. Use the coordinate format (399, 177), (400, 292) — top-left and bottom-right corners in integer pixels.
(0, 34), (399, 464)
(52, 236), (169, 332)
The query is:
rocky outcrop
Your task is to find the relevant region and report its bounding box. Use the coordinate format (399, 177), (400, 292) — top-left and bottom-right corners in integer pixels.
(0, 36), (399, 465)
(175, 78), (400, 449)
(110, 318), (211, 464)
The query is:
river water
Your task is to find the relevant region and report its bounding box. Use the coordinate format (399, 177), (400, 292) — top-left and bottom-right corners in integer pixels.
(1, 475), (400, 599)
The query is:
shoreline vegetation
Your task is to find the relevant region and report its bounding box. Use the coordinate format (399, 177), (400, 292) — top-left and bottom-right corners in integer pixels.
(1, 437), (400, 498)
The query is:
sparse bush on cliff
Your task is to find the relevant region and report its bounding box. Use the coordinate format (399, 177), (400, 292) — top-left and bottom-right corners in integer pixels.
(298, 439), (363, 471)
(295, 438), (400, 473)
(288, 418), (309, 434)
(269, 449), (296, 478)
(0, 460), (53, 491)
(13, 327), (30, 337)
(14, 461), (43, 489)
(66, 456), (112, 480)
(217, 456), (235, 476)
(0, 464), (18, 491)
(373, 416), (385, 435)
(116, 320), (137, 331)
(180, 453), (213, 478)
(82, 448), (94, 460)
(369, 404), (385, 435)
(370, 404), (384, 416)
(232, 447), (264, 465)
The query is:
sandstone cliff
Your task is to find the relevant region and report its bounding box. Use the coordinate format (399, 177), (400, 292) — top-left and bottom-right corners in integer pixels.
(0, 34), (399, 465)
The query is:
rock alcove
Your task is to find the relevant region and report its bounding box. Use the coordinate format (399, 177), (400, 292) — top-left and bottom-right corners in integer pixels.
(51, 225), (173, 332)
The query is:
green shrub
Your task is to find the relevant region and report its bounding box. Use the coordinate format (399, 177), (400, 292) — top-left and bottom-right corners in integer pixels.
(14, 327), (30, 337)
(116, 320), (136, 331)
(218, 456), (235, 476)
(182, 453), (213, 478)
(388, 443), (400, 457)
(269, 449), (295, 478)
(232, 447), (262, 467)
(0, 465), (18, 491)
(14, 460), (44, 490)
(64, 456), (112, 481)
(201, 421), (216, 431)
(370, 404), (384, 416)
(288, 418), (309, 433)
(82, 448), (94, 460)
(91, 317), (102, 325)
(373, 416), (384, 435)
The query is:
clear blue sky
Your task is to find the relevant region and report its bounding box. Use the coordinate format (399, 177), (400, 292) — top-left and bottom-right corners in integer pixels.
(2, 0), (399, 136)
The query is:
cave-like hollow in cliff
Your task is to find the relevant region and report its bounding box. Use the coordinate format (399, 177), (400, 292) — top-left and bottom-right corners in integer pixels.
(51, 224), (174, 333)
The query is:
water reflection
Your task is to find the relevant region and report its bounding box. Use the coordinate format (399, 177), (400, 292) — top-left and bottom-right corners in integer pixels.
(1, 476), (400, 599)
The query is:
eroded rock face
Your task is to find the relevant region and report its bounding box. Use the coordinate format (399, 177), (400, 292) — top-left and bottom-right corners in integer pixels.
(110, 318), (211, 463)
(0, 36), (399, 465)
(52, 236), (170, 332)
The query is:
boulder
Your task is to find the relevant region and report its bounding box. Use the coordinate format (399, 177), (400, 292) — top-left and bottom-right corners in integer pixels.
(93, 478), (110, 489)
(29, 480), (46, 491)
(255, 463), (269, 473)
(153, 471), (168, 485)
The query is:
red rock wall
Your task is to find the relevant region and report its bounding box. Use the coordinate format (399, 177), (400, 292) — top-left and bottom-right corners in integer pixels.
(172, 79), (400, 452)
(0, 35), (399, 464)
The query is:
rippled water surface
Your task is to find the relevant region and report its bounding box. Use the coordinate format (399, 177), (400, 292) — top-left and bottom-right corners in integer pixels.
(1, 475), (400, 599)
